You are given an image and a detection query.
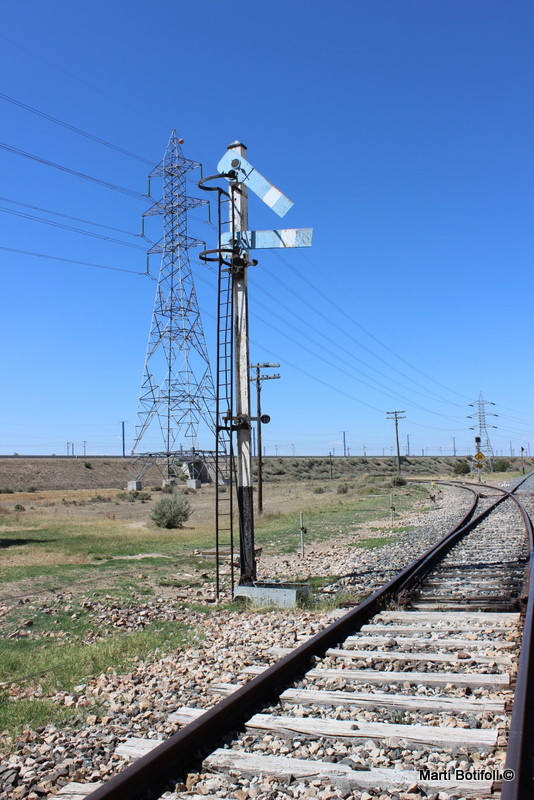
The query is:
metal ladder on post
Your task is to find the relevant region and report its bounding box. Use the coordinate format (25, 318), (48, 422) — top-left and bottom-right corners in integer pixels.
(199, 178), (235, 597)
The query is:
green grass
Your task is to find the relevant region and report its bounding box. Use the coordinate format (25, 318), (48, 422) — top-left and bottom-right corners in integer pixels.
(0, 693), (82, 738)
(352, 535), (399, 549)
(0, 620), (196, 736)
(255, 486), (424, 554)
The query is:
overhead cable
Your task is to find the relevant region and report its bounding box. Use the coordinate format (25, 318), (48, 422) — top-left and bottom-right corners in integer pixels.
(0, 205), (147, 250)
(0, 246), (151, 277)
(0, 140), (147, 200)
(272, 249), (472, 403)
(0, 196), (143, 237)
(0, 92), (154, 165)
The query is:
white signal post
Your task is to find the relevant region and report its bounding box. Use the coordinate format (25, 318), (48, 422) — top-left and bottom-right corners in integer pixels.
(228, 142), (256, 583)
(217, 141), (312, 586)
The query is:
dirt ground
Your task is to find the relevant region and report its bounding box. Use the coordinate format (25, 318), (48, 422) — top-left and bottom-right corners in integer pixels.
(0, 457), (162, 492)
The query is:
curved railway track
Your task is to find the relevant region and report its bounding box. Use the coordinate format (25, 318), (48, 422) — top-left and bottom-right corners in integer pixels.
(54, 476), (534, 800)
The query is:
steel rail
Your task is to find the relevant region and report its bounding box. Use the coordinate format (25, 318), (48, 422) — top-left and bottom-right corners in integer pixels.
(501, 480), (534, 800)
(84, 483), (483, 800)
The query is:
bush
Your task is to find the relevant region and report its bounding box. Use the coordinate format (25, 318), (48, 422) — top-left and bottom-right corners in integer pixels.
(314, 486), (326, 494)
(453, 460), (470, 475)
(337, 483), (349, 494)
(150, 493), (191, 529)
(493, 458), (509, 472)
(391, 476), (407, 486)
(116, 490), (151, 503)
(84, 461), (93, 469)
(14, 504), (25, 512)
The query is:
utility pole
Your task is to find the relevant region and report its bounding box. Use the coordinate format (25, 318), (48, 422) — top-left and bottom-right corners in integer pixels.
(341, 430), (347, 457)
(452, 436), (456, 456)
(250, 362), (280, 514)
(83, 441), (87, 457)
(386, 411), (406, 475)
(406, 434), (410, 456)
(121, 421), (126, 458)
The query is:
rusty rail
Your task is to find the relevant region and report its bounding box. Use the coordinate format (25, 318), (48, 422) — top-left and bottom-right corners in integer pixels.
(502, 478), (534, 800)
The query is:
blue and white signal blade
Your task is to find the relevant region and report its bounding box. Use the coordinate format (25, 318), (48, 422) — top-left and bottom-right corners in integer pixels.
(221, 228), (313, 250)
(217, 150), (294, 218)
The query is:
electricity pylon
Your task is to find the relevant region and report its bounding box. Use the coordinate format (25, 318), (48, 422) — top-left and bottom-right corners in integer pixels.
(132, 132), (216, 481)
(468, 392), (497, 464)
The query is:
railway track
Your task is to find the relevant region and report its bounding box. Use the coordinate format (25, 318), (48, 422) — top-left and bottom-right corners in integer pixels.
(54, 476), (534, 800)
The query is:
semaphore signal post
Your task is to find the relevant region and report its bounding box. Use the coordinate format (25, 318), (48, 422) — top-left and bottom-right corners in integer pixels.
(200, 141), (312, 594)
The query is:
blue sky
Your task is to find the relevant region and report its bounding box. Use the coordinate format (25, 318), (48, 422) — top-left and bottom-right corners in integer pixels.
(0, 0), (533, 457)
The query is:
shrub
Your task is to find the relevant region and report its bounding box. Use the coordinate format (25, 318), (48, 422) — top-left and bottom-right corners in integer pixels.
(391, 476), (407, 487)
(150, 494), (191, 529)
(84, 461), (93, 469)
(116, 490), (151, 503)
(493, 458), (510, 473)
(87, 494), (111, 504)
(314, 486), (326, 494)
(14, 504), (25, 512)
(26, 486), (37, 493)
(0, 487), (14, 494)
(337, 483), (349, 494)
(453, 460), (470, 475)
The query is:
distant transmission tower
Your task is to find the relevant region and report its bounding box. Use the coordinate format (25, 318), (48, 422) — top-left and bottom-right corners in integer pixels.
(468, 392), (497, 463)
(132, 132), (216, 483)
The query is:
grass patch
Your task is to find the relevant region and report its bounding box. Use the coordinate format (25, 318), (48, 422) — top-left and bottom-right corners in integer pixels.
(0, 620), (196, 735)
(255, 486), (424, 554)
(352, 535), (399, 549)
(0, 693), (81, 737)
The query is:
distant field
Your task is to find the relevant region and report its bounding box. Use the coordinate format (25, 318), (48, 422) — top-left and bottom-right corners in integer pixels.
(0, 454), (526, 492)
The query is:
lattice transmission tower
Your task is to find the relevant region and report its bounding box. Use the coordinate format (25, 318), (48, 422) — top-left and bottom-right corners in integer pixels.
(468, 392), (497, 461)
(131, 132), (216, 482)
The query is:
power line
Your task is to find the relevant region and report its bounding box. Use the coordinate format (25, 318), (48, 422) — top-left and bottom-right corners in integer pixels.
(196, 216), (468, 410)
(0, 205), (147, 250)
(0, 92), (154, 166)
(198, 265), (462, 417)
(0, 140), (147, 200)
(0, 34), (170, 131)
(271, 249), (472, 404)
(251, 273), (463, 410)
(0, 246), (151, 277)
(0, 196), (143, 238)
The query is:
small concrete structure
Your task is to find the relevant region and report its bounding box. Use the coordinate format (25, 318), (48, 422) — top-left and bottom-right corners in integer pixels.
(162, 479), (176, 488)
(127, 480), (142, 491)
(187, 479), (201, 489)
(234, 581), (311, 609)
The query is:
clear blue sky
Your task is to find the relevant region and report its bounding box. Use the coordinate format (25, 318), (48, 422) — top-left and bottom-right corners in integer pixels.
(0, 0), (532, 457)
